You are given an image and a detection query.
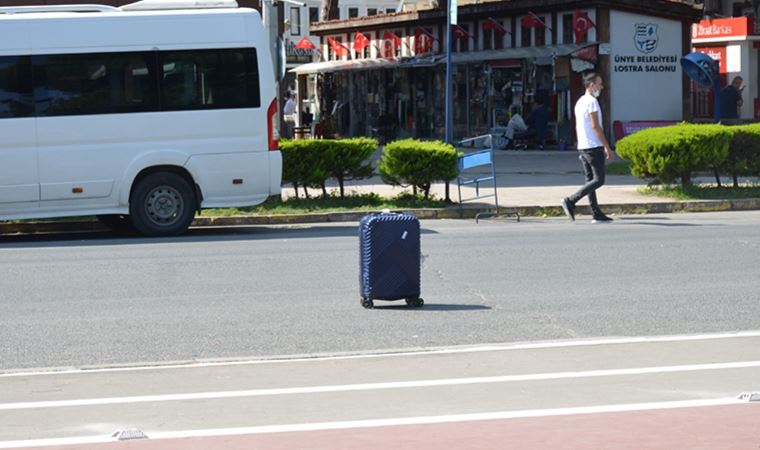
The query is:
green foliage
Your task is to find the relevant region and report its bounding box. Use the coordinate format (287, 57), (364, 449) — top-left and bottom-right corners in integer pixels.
(718, 123), (760, 187)
(378, 139), (459, 198)
(616, 123), (732, 186)
(322, 138), (376, 197)
(280, 138), (377, 198)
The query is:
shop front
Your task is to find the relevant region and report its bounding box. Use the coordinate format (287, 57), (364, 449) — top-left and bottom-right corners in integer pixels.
(692, 16), (760, 121)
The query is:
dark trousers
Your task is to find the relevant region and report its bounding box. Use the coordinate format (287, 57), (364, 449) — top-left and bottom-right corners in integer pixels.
(568, 147), (605, 216)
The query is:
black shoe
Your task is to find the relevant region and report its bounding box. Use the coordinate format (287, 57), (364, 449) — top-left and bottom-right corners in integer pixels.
(561, 198), (575, 221)
(592, 214), (613, 223)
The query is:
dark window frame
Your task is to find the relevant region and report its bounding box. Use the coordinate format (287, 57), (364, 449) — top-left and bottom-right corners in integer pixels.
(9, 47), (261, 120)
(0, 55), (34, 119)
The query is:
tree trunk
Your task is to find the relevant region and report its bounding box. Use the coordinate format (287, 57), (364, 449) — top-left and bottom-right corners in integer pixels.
(681, 172), (692, 188)
(713, 168), (721, 187)
(292, 183), (300, 199)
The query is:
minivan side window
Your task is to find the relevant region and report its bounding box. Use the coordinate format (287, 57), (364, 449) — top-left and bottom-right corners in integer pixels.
(33, 51), (158, 116)
(159, 48), (260, 110)
(0, 56), (34, 119)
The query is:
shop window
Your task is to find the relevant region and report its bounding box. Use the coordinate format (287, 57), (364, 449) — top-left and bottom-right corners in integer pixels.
(367, 7), (377, 16)
(309, 7), (319, 29)
(386, 8), (395, 14)
(562, 14), (573, 44)
(483, 28), (493, 51)
(495, 20), (506, 49)
(457, 24), (471, 52)
(521, 22), (531, 47)
(348, 7), (358, 18)
(290, 7), (301, 36)
(535, 16), (546, 47)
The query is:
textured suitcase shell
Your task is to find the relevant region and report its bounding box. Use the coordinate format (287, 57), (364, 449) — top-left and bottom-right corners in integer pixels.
(359, 212), (421, 302)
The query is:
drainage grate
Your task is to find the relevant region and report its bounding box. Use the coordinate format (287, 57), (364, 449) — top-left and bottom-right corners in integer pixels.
(112, 428), (149, 441)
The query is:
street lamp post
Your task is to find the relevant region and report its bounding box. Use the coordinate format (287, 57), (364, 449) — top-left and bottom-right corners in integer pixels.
(444, 0), (455, 144)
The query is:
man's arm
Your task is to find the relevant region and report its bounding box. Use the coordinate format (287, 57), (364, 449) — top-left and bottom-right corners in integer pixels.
(589, 111), (613, 160)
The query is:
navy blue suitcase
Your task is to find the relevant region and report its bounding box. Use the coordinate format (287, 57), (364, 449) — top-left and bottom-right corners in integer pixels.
(359, 212), (423, 309)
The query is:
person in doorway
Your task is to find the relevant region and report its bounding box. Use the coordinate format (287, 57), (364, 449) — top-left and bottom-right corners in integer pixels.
(522, 98), (549, 149)
(503, 105), (528, 148)
(561, 72), (613, 223)
(283, 91), (297, 138)
(720, 76), (744, 120)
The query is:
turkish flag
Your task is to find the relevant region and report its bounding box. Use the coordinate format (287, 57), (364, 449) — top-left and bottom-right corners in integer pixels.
(414, 27), (434, 54)
(327, 37), (349, 57)
(295, 36), (316, 50)
(483, 18), (508, 37)
(353, 32), (370, 53)
(521, 11), (546, 29)
(382, 31), (402, 49)
(452, 24), (471, 41)
(573, 10), (596, 44)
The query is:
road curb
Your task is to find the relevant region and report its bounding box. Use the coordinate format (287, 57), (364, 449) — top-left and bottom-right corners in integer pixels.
(2, 199), (760, 235)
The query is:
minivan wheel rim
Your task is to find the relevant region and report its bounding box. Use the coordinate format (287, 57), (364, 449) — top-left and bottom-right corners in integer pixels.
(145, 185), (183, 225)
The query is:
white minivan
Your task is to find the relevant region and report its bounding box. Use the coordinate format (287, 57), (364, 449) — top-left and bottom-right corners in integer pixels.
(0, 0), (280, 236)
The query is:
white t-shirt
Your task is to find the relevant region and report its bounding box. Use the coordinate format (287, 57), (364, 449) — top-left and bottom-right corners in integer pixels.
(574, 94), (603, 150)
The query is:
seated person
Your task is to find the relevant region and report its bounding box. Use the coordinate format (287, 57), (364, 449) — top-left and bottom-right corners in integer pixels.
(519, 99), (549, 149)
(504, 106), (528, 146)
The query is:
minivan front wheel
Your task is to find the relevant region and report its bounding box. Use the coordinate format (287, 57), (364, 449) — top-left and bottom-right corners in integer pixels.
(130, 172), (196, 237)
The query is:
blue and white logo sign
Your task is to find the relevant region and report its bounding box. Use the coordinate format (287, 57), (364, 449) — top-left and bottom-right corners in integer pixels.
(634, 23), (658, 54)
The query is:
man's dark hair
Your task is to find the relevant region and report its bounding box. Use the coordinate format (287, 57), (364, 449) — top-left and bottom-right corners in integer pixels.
(583, 72), (600, 88)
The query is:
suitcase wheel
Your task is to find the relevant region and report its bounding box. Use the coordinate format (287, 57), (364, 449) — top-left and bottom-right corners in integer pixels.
(405, 297), (424, 308)
(361, 298), (374, 309)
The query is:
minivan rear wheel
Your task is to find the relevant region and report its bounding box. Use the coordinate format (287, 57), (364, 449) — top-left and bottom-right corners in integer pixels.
(129, 172), (196, 237)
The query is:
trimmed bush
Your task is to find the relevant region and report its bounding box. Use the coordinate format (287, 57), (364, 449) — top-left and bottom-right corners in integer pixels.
(280, 138), (377, 198)
(616, 123), (731, 186)
(322, 138), (376, 197)
(719, 123), (760, 187)
(378, 139), (459, 198)
(280, 139), (329, 198)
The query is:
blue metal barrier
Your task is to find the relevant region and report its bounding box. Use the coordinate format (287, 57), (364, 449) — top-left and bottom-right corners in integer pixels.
(456, 135), (519, 222)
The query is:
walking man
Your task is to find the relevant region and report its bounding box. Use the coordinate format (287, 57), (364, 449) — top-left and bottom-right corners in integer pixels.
(561, 72), (613, 223)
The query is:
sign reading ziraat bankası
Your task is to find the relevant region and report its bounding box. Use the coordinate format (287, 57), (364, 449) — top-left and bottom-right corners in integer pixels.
(609, 10), (682, 123)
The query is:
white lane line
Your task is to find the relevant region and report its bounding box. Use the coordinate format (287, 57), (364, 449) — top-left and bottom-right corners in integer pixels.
(3, 330), (760, 378)
(0, 397), (750, 449)
(2, 360), (759, 411)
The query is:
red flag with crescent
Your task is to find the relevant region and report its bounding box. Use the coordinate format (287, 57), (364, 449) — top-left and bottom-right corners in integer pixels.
(573, 10), (596, 44)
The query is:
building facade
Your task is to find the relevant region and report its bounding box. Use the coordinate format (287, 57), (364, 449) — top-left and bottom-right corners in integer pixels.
(294, 0), (702, 144)
(691, 0), (760, 120)
(283, 0), (399, 125)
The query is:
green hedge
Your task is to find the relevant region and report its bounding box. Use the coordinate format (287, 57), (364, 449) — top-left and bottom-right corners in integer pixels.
(616, 123), (732, 186)
(378, 139), (459, 198)
(280, 138), (376, 198)
(719, 123), (760, 187)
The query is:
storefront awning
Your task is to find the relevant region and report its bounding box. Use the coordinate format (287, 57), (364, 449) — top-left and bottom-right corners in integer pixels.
(451, 43), (596, 65)
(290, 43), (595, 74)
(290, 58), (403, 74)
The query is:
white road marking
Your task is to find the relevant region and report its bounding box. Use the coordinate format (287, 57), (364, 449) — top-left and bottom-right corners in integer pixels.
(2, 360), (759, 411)
(3, 330), (760, 378)
(0, 397), (749, 449)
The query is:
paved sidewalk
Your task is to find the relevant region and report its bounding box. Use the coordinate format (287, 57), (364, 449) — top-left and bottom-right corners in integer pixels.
(3, 149), (760, 235)
(290, 149), (664, 209)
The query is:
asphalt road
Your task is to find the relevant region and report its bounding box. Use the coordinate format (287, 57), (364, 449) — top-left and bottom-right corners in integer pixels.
(2, 211), (760, 371)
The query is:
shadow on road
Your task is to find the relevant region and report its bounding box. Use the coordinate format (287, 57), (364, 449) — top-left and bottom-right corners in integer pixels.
(615, 218), (709, 227)
(0, 224), (440, 248)
(372, 304), (491, 312)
